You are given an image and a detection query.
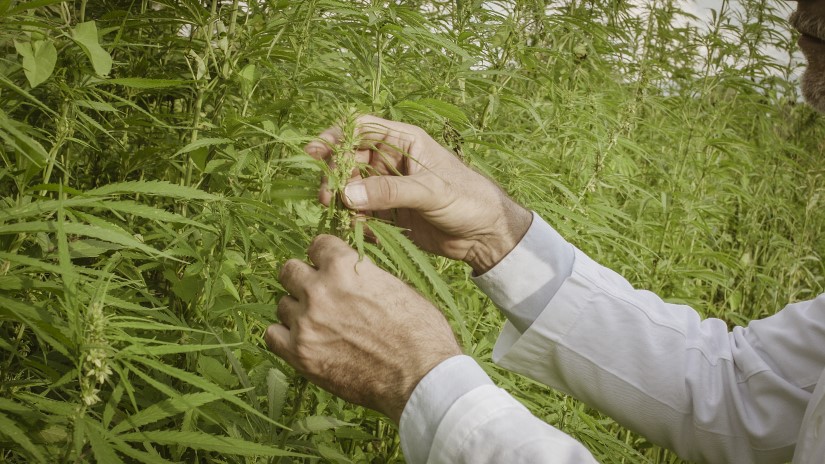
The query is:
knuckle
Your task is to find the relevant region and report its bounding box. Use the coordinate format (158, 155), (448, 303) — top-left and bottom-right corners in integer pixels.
(278, 259), (300, 281)
(312, 234), (337, 253)
(411, 126), (428, 139)
(309, 235), (332, 258)
(331, 248), (358, 272)
(311, 234), (333, 248)
(355, 114), (374, 126)
(323, 258), (346, 280)
(311, 234), (348, 259)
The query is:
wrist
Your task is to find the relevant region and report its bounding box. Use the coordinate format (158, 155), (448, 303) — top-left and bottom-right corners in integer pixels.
(382, 349), (462, 424)
(465, 202), (532, 275)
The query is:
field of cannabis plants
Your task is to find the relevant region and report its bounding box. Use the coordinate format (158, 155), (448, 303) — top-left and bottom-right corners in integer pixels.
(1, 0), (823, 462)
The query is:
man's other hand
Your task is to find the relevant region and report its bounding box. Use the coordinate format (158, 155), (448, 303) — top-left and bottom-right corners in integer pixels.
(306, 115), (532, 274)
(265, 234), (462, 423)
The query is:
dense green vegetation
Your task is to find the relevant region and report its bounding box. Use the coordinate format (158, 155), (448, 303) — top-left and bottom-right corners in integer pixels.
(1, 0), (823, 462)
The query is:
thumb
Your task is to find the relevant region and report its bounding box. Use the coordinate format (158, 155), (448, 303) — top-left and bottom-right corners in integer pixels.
(343, 175), (437, 211)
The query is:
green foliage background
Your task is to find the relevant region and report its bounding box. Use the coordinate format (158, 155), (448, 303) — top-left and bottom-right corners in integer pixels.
(1, 0), (823, 462)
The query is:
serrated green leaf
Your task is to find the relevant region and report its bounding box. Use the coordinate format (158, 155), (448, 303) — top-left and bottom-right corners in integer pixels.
(196, 355), (237, 387)
(1, 72), (56, 121)
(291, 415), (355, 434)
(397, 98), (469, 126)
(109, 437), (175, 464)
(0, 251), (75, 276)
(220, 273), (241, 301)
(75, 99), (118, 112)
(0, 109), (49, 166)
(117, 430), (307, 457)
(105, 78), (188, 89)
(267, 368), (287, 421)
(0, 220), (169, 258)
(0, 221), (50, 235)
(335, 427), (376, 440)
(63, 223), (171, 259)
(6, 0), (63, 15)
(108, 318), (210, 334)
(18, 218), (177, 265)
(68, 238), (123, 258)
(0, 398), (32, 416)
(353, 216), (365, 258)
(100, 200), (215, 230)
(14, 393), (77, 417)
(86, 421), (124, 464)
(174, 137), (233, 157)
(0, 295), (70, 357)
(37, 424), (68, 444)
(71, 21), (112, 76)
(121, 341), (239, 357)
(0, 411), (47, 462)
(0, 196), (99, 221)
(111, 392), (222, 434)
(127, 356), (284, 428)
(14, 39), (56, 88)
(317, 442), (353, 463)
(84, 180), (219, 201)
(103, 382), (125, 428)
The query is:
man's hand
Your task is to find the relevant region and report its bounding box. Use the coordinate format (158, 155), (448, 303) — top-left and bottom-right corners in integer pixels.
(265, 234), (462, 423)
(306, 115), (532, 274)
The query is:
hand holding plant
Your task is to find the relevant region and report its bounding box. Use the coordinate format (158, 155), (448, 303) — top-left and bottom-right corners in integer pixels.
(307, 115), (533, 274)
(265, 234), (461, 424)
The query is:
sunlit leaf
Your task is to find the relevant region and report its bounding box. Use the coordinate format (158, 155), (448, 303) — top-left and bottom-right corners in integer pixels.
(71, 21), (112, 76)
(14, 39), (56, 88)
(117, 430), (308, 457)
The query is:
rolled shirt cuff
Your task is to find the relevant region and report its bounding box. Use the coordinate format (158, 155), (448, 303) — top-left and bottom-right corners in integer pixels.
(399, 355), (494, 464)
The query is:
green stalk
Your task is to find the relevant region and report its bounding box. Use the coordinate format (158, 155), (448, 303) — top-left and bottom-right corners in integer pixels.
(276, 377), (308, 463)
(42, 102), (70, 187)
(183, 88), (203, 189)
(372, 15), (383, 112)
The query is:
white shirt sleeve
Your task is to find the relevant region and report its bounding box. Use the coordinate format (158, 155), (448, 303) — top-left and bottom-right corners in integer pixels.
(399, 355), (597, 464)
(472, 212), (575, 333)
(474, 213), (824, 464)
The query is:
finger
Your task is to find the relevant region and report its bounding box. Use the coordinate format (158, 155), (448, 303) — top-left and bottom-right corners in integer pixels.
(307, 234), (358, 269)
(305, 125), (344, 160)
(353, 115), (420, 156)
(342, 175), (439, 212)
(265, 324), (294, 363)
(278, 259), (316, 300)
(276, 295), (301, 329)
(344, 147), (369, 167)
(319, 175), (333, 206)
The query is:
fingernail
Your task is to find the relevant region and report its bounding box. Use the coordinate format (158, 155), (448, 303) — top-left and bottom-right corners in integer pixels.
(344, 181), (367, 208)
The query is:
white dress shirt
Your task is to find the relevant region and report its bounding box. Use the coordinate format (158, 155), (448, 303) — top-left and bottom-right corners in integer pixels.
(399, 213), (825, 464)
